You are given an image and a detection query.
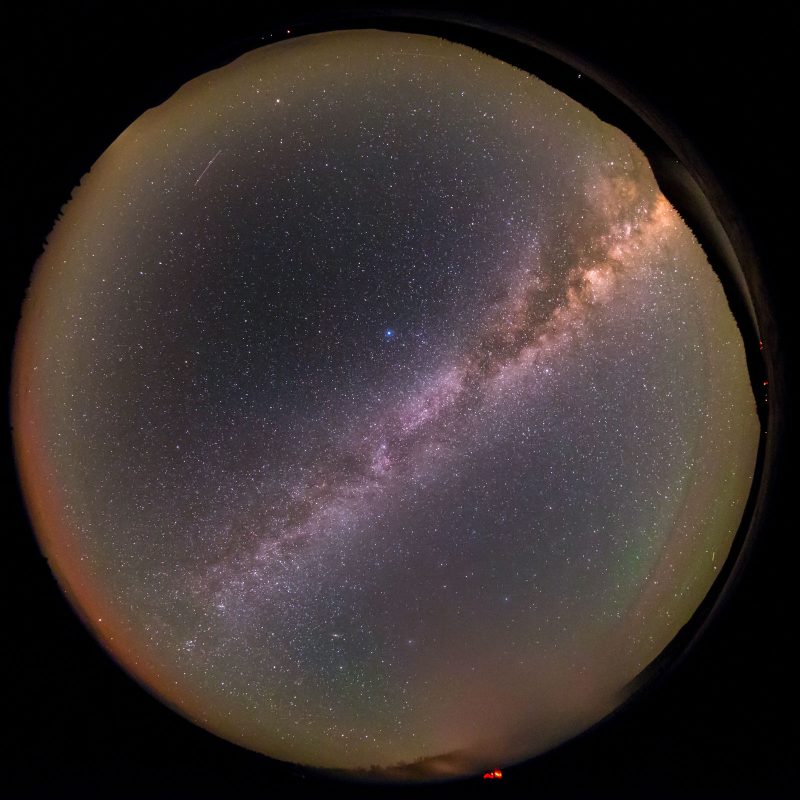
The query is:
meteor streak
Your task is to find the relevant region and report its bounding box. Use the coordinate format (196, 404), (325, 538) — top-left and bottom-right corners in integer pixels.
(194, 149), (222, 187)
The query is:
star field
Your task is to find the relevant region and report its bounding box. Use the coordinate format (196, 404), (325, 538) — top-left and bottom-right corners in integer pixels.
(13, 30), (759, 779)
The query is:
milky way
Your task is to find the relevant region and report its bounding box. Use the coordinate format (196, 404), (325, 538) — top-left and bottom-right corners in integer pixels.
(13, 30), (759, 779)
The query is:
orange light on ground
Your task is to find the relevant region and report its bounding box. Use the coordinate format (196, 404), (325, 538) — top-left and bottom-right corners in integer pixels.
(482, 769), (503, 779)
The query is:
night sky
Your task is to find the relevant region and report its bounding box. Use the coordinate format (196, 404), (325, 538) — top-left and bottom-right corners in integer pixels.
(13, 30), (759, 779)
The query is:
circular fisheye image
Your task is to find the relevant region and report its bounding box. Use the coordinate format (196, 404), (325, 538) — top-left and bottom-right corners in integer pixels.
(12, 29), (760, 781)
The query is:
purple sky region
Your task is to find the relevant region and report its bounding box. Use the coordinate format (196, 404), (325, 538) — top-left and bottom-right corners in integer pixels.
(13, 30), (759, 780)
